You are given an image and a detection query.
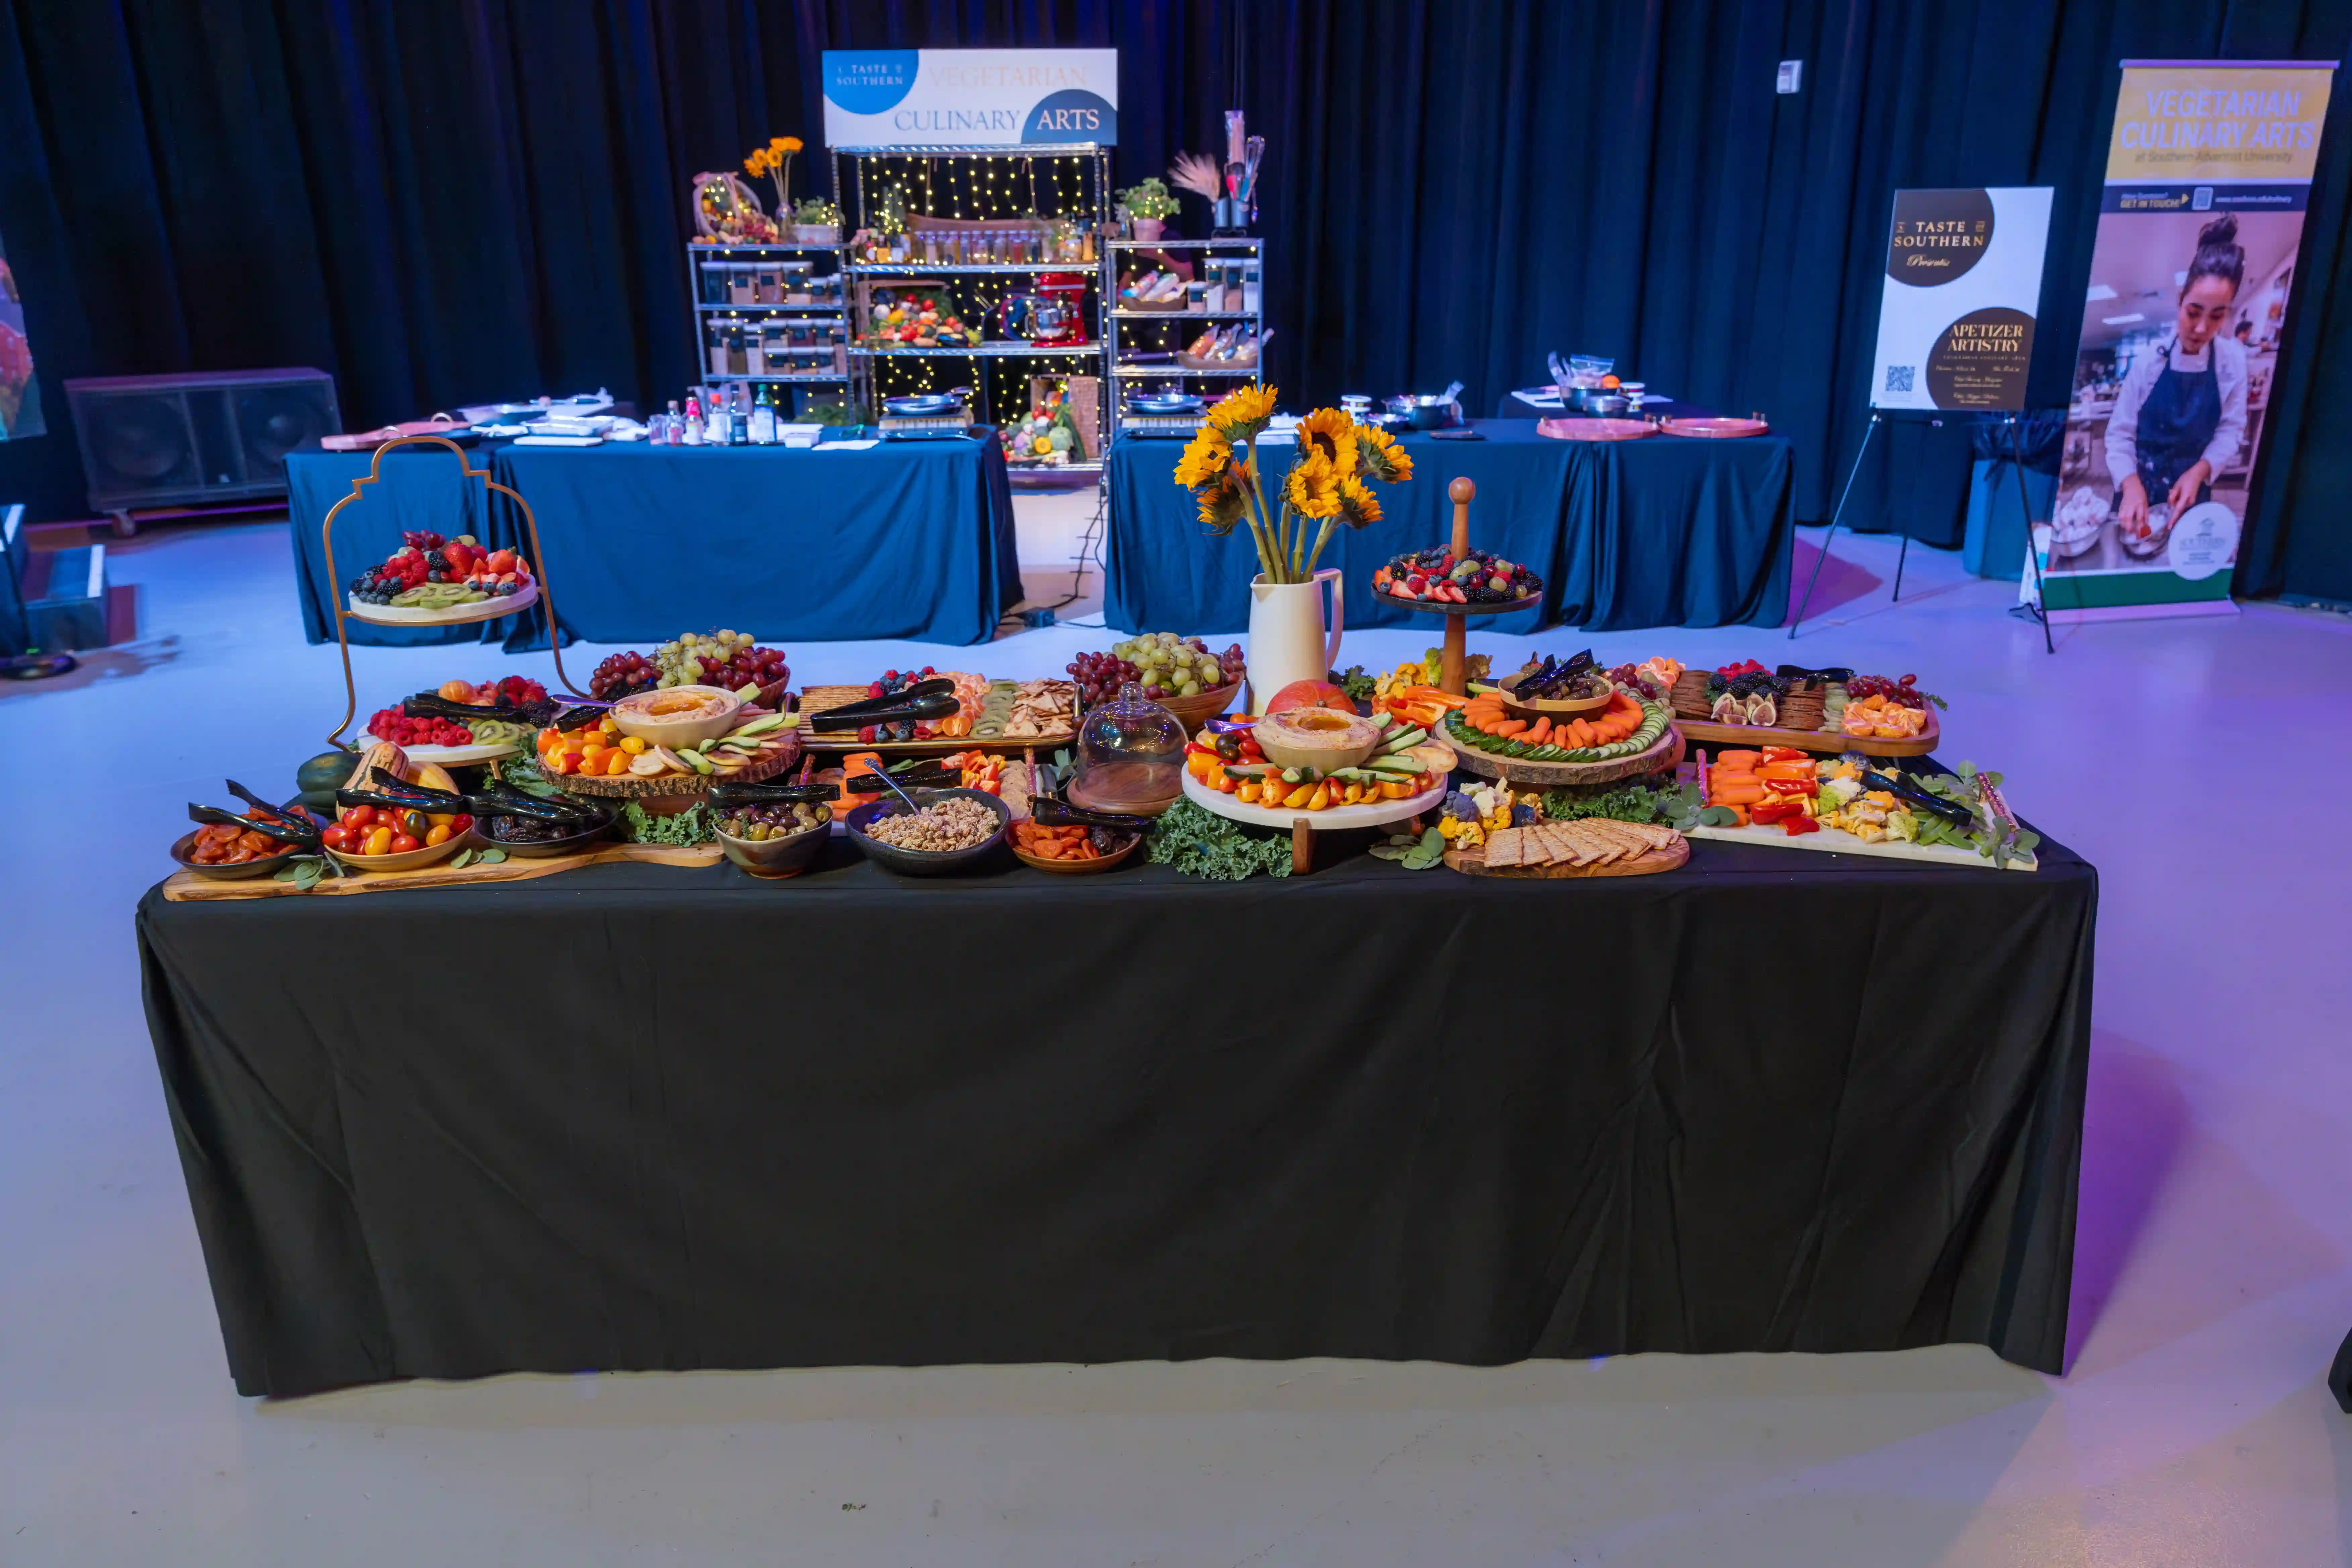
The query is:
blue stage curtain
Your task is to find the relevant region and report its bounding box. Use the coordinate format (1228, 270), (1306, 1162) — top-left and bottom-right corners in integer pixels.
(0, 0), (2346, 600)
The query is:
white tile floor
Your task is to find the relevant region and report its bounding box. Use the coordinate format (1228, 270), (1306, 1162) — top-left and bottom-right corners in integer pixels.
(3, 508), (2351, 1565)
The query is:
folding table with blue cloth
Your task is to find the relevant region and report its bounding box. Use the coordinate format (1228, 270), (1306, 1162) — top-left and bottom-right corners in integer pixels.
(288, 435), (1022, 650)
(1105, 420), (1793, 635)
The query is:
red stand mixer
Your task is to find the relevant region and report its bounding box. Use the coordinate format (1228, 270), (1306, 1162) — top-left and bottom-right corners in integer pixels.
(995, 273), (1093, 347)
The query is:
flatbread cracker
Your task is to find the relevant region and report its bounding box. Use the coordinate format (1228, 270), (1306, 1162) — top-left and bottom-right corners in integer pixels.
(1555, 822), (1611, 866)
(1484, 827), (1526, 869)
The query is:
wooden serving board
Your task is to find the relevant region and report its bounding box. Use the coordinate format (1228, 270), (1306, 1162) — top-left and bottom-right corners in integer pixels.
(1680, 822), (2036, 872)
(161, 841), (721, 901)
(1675, 708), (1938, 758)
(1448, 722), (1684, 787)
(1445, 833), (1687, 878)
(797, 681), (1075, 755)
(537, 734), (800, 799)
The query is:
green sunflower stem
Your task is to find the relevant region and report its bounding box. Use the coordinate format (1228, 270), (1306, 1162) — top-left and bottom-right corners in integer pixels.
(1303, 518), (1339, 578)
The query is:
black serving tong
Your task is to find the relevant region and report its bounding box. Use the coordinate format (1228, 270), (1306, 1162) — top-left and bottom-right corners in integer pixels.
(549, 703), (610, 731)
(1029, 795), (1155, 833)
(807, 678), (960, 732)
(1859, 768), (1975, 827)
(342, 767), (602, 823)
(185, 801), (322, 850)
(708, 781), (841, 809)
(1518, 648), (1597, 699)
(845, 764), (959, 793)
(398, 692), (561, 727)
(1776, 664), (1854, 684)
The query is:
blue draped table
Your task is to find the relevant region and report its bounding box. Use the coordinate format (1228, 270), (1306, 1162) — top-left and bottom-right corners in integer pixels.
(288, 435), (1022, 648)
(1104, 420), (1793, 635)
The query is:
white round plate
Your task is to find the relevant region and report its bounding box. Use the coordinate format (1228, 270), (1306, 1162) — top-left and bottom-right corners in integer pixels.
(348, 579), (538, 626)
(1181, 770), (1446, 830)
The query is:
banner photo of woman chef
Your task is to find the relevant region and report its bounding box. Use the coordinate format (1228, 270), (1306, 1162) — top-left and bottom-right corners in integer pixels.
(2038, 60), (2335, 617)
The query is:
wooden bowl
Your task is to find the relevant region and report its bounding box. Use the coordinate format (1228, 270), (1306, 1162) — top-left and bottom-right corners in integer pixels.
(1153, 681), (1241, 734)
(326, 827), (482, 874)
(1009, 830), (1142, 875)
(1490, 668), (1613, 717)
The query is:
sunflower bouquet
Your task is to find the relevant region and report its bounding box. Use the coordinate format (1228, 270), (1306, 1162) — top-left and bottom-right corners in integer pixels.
(744, 135), (803, 216)
(1175, 388), (1413, 584)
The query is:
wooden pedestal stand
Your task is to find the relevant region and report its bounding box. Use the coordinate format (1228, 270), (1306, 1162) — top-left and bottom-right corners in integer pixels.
(1375, 478), (1542, 697)
(320, 435), (588, 753)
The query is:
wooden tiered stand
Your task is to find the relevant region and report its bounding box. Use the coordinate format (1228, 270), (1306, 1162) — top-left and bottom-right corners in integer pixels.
(1377, 477), (1541, 697)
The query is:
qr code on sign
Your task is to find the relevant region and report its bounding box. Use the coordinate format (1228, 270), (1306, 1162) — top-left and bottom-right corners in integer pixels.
(1885, 365), (1916, 393)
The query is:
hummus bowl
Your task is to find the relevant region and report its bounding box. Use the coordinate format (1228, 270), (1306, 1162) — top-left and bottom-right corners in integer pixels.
(607, 684), (744, 749)
(1252, 708), (1381, 773)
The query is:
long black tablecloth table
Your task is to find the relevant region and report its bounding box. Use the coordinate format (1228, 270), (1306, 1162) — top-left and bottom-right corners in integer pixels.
(1104, 421), (1793, 635)
(287, 435), (1022, 648)
(139, 834), (2094, 1398)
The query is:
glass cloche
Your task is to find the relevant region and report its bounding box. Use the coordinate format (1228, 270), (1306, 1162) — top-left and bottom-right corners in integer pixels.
(1070, 681), (1186, 815)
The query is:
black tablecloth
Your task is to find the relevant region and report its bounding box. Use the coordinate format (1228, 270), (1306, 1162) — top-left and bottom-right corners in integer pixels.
(139, 836), (2094, 1398)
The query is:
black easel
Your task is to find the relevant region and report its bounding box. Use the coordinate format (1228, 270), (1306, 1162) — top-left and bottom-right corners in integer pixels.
(1789, 410), (2054, 653)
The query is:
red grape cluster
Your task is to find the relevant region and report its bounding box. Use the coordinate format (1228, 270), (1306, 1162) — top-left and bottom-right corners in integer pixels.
(589, 650), (658, 700)
(696, 643), (790, 695)
(1848, 673), (1926, 710)
(367, 709), (474, 746)
(1066, 650), (1141, 705)
(1607, 662), (1660, 700)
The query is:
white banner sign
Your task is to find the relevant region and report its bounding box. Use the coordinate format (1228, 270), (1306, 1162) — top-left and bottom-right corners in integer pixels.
(1870, 187), (2054, 412)
(822, 49), (1118, 148)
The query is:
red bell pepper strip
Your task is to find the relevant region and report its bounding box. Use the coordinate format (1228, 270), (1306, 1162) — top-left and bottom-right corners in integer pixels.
(1762, 777), (1819, 796)
(1760, 745), (1808, 762)
(1750, 798), (1807, 825)
(1781, 814), (1820, 836)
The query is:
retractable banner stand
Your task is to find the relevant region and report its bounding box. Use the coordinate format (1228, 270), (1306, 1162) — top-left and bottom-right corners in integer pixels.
(2037, 60), (2337, 619)
(822, 50), (1118, 147)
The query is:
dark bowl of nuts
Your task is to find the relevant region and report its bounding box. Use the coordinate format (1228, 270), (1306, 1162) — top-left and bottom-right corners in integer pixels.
(843, 787), (1011, 877)
(713, 796), (834, 879)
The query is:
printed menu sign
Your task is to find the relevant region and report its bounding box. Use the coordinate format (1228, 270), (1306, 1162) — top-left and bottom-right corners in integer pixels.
(1870, 187), (2053, 413)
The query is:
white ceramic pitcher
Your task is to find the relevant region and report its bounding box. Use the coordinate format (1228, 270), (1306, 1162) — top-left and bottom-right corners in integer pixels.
(1245, 567), (1343, 713)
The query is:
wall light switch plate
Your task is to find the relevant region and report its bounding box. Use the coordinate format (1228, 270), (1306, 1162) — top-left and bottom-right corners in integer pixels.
(1777, 59), (1804, 94)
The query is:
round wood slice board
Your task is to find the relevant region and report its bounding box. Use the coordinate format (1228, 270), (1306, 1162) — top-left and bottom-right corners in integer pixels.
(1448, 723), (1684, 786)
(347, 579), (538, 627)
(1676, 710), (1938, 757)
(1444, 834), (1687, 878)
(535, 733), (801, 799)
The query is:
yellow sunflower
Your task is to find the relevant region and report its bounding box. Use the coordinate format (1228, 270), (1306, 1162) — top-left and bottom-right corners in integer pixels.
(1207, 383), (1279, 441)
(1337, 474), (1382, 526)
(746, 149), (772, 177)
(1173, 427), (1234, 490)
(1283, 451), (1343, 520)
(1196, 469), (1254, 535)
(1295, 408), (1359, 475)
(774, 136), (803, 153)
(1355, 423), (1413, 483)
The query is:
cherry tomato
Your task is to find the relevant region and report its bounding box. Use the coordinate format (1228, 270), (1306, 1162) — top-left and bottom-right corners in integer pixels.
(450, 813), (474, 836)
(398, 808), (428, 838)
(343, 804), (375, 829)
(321, 823), (350, 850)
(363, 826), (393, 856)
(389, 833), (420, 854)
(424, 824), (452, 847)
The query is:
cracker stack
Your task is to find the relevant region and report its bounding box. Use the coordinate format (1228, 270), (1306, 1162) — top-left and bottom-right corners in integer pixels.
(1670, 669), (1714, 721)
(1481, 818), (1681, 871)
(1777, 681), (1825, 732)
